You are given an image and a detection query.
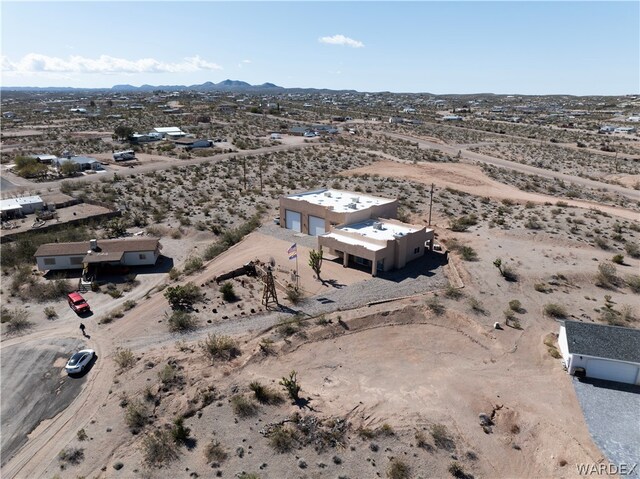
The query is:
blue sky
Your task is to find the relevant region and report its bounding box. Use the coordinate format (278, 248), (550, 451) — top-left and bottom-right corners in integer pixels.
(1, 1), (638, 94)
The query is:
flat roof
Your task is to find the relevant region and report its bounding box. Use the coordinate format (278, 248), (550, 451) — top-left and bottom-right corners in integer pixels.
(286, 189), (394, 213)
(564, 320), (640, 364)
(321, 232), (386, 252)
(153, 127), (183, 133)
(0, 195), (43, 211)
(57, 156), (98, 164)
(336, 219), (421, 242)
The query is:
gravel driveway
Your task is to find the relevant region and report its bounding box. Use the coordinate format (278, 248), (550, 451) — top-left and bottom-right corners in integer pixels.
(573, 378), (640, 477)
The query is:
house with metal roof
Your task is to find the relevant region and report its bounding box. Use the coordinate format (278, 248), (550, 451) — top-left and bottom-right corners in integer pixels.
(558, 320), (640, 385)
(53, 156), (102, 172)
(0, 195), (44, 219)
(34, 238), (161, 272)
(153, 127), (186, 138)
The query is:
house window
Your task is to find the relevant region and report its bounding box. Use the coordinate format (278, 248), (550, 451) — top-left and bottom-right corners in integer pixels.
(44, 257), (56, 265)
(70, 257), (83, 265)
(139, 253), (147, 260)
(414, 247), (421, 254)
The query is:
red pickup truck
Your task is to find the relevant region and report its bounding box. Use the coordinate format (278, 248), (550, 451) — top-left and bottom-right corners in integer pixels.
(67, 292), (90, 314)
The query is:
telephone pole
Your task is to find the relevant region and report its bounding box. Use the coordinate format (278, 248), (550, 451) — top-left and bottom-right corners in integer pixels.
(428, 183), (434, 226)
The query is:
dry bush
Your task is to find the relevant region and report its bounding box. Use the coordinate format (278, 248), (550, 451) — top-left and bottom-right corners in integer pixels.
(249, 381), (284, 405)
(204, 440), (228, 464)
(595, 262), (622, 289)
(58, 447), (84, 465)
(167, 310), (198, 332)
(231, 394), (259, 418)
(200, 333), (241, 362)
(125, 400), (149, 432)
(141, 429), (178, 466)
(543, 303), (567, 319)
(444, 284), (463, 300)
(468, 297), (487, 315)
(426, 296), (446, 315)
(431, 423), (455, 450)
(3, 308), (33, 333)
(114, 348), (136, 371)
(268, 424), (299, 453)
(626, 274), (640, 294)
(388, 458), (411, 479)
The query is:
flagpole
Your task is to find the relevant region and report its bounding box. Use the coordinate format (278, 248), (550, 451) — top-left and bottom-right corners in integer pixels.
(295, 253), (299, 290)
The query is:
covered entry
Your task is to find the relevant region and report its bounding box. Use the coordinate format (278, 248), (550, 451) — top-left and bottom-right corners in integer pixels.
(308, 215), (326, 236)
(285, 210), (301, 232)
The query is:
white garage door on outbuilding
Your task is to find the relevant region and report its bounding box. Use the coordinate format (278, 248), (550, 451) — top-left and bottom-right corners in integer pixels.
(285, 210), (301, 232)
(586, 359), (639, 384)
(308, 215), (326, 236)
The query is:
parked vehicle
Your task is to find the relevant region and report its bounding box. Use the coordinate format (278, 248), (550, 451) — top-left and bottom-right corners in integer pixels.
(67, 292), (90, 314)
(65, 349), (95, 374)
(113, 150), (135, 161)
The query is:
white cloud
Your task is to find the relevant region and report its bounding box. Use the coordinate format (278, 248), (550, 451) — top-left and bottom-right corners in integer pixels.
(319, 34), (364, 48)
(1, 54), (223, 74)
(238, 59), (251, 68)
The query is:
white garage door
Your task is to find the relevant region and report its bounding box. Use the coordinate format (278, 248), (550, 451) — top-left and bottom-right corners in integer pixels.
(285, 210), (301, 232)
(586, 359), (638, 384)
(308, 215), (326, 236)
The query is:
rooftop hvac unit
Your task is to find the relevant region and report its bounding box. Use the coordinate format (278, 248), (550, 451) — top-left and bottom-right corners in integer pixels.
(373, 222), (384, 230)
(347, 203), (358, 209)
(324, 191), (332, 197)
(351, 196), (360, 203)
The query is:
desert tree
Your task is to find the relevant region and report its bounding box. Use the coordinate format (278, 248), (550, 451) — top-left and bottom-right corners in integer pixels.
(308, 249), (323, 280)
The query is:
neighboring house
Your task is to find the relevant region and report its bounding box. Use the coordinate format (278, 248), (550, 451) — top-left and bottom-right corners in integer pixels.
(289, 126), (310, 136)
(34, 238), (162, 272)
(558, 320), (640, 385)
(627, 116), (640, 122)
(442, 115), (463, 121)
(32, 154), (58, 164)
(0, 195), (44, 219)
(614, 127), (637, 134)
(3, 111), (16, 119)
(130, 132), (162, 143)
(319, 218), (434, 277)
(54, 156), (101, 172)
(173, 138), (213, 149)
(69, 108), (87, 114)
(599, 125), (616, 133)
(389, 116), (404, 124)
(218, 104), (237, 114)
(153, 127), (186, 138)
(280, 189), (398, 236)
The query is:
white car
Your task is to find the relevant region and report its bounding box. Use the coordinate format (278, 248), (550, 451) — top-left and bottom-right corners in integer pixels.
(65, 349), (95, 374)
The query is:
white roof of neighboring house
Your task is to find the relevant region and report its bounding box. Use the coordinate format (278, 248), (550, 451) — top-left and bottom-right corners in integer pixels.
(33, 154), (58, 161)
(286, 189), (394, 213)
(153, 127), (184, 134)
(0, 195), (43, 212)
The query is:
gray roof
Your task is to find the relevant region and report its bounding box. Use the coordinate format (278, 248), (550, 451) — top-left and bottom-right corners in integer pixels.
(564, 320), (640, 364)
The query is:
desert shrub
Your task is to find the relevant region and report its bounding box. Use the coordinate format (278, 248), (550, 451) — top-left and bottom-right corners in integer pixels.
(114, 348), (136, 370)
(107, 289), (123, 299)
(627, 274), (640, 294)
(444, 284), (463, 300)
(543, 303), (567, 319)
(4, 308), (33, 333)
(158, 363), (181, 386)
(358, 427), (376, 439)
(468, 297), (486, 315)
(77, 428), (88, 441)
(378, 423), (395, 436)
(204, 440), (228, 464)
(219, 281), (238, 302)
(448, 461), (467, 478)
(594, 237), (610, 250)
(460, 246), (478, 261)
(231, 394), (259, 418)
(449, 214), (478, 232)
(44, 306), (58, 319)
(142, 429), (178, 465)
(534, 282), (551, 293)
(167, 310), (198, 332)
(165, 282), (203, 310)
(415, 431), (430, 449)
(285, 286), (303, 304)
(237, 474), (260, 479)
(200, 333), (241, 362)
(508, 299), (524, 313)
(171, 416), (191, 444)
(250, 381), (284, 405)
(168, 267), (180, 280)
(387, 458), (411, 479)
(124, 400), (149, 431)
(612, 254), (625, 265)
(524, 217), (543, 230)
(280, 370), (301, 401)
(183, 256), (203, 275)
(501, 264), (519, 282)
(122, 299), (136, 310)
(431, 424), (455, 450)
(203, 215), (262, 260)
(277, 316), (301, 337)
(595, 262), (621, 289)
(268, 425), (299, 453)
(58, 447), (84, 464)
(624, 241), (640, 258)
(426, 296), (445, 315)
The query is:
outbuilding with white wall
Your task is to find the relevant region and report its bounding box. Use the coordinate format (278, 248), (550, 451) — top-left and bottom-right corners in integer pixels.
(558, 320), (640, 385)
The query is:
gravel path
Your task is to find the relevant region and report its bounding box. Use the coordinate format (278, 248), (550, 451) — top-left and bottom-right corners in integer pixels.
(573, 378), (640, 477)
(258, 222), (319, 249)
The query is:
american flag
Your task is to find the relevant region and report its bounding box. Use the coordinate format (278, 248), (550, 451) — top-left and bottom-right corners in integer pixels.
(288, 243), (297, 260)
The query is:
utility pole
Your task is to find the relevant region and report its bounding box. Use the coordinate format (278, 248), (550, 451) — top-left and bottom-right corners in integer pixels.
(242, 157), (247, 190)
(428, 183), (434, 226)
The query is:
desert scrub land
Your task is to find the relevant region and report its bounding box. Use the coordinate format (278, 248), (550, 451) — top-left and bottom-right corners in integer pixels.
(469, 141), (640, 184)
(481, 164), (639, 209)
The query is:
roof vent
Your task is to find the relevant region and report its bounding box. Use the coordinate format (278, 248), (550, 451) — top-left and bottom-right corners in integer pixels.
(373, 222), (384, 230)
(90, 239), (98, 251)
(347, 202), (358, 209)
(324, 191), (332, 197)
(351, 196), (360, 203)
